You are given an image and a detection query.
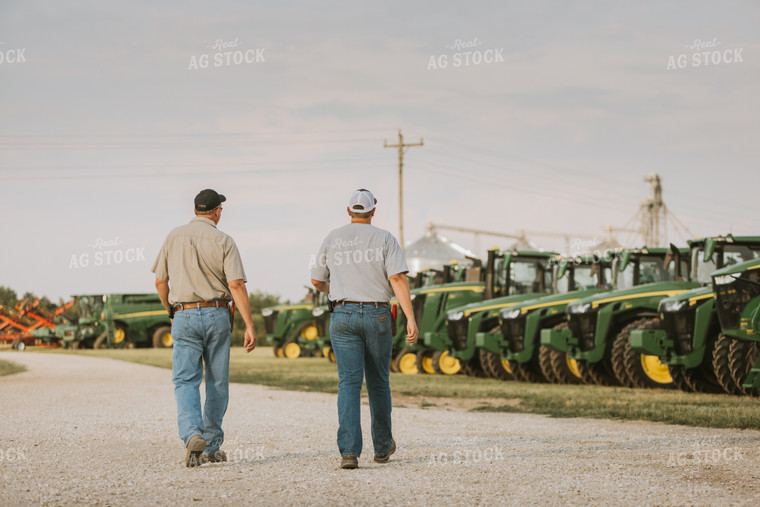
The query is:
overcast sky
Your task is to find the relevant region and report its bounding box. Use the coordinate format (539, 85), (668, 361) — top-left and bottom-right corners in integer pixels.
(1, 0), (758, 303)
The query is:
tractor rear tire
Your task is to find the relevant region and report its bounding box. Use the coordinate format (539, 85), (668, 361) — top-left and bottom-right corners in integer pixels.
(621, 319), (673, 389)
(547, 347), (581, 385)
(274, 346), (283, 357)
(712, 334), (744, 395)
(432, 350), (461, 375)
(508, 359), (546, 383)
(479, 348), (497, 378)
(391, 350), (405, 372)
(479, 349), (514, 381)
(611, 328), (634, 387)
(576, 359), (618, 386)
(460, 353), (487, 377)
(728, 338), (760, 397)
(668, 365), (692, 392)
(538, 345), (559, 383)
(152, 326), (173, 349)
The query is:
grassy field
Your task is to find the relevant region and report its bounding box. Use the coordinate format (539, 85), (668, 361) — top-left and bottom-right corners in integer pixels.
(26, 346), (760, 430)
(0, 358), (27, 377)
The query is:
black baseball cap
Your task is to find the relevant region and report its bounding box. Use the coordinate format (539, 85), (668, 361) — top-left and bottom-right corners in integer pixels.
(194, 189), (226, 211)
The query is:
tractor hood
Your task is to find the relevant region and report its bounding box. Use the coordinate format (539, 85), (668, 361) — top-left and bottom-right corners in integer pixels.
(413, 281), (485, 296)
(448, 292), (546, 320)
(568, 281), (699, 313)
(712, 257), (760, 278)
(657, 286), (713, 314)
(499, 287), (604, 319)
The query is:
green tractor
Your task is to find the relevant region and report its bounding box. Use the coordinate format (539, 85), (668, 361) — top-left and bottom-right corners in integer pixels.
(543, 245), (691, 388)
(630, 236), (760, 394)
(398, 249), (558, 376)
(53, 294), (107, 349)
(262, 289), (326, 359)
(497, 253), (618, 383)
(712, 257), (760, 395)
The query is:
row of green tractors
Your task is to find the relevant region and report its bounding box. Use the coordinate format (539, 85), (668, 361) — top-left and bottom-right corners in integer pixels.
(263, 234), (760, 395)
(27, 293), (173, 349)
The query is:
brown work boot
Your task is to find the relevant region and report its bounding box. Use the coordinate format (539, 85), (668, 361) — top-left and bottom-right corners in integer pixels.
(202, 450), (227, 464)
(185, 434), (206, 467)
(374, 438), (396, 463)
(340, 456), (358, 469)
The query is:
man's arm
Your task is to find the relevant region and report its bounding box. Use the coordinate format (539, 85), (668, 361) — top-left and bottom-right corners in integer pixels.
(388, 273), (419, 344)
(311, 279), (330, 294)
(229, 279), (257, 353)
(155, 278), (171, 314)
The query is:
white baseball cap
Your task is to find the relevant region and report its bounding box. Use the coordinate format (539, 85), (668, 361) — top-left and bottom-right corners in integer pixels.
(348, 188), (377, 213)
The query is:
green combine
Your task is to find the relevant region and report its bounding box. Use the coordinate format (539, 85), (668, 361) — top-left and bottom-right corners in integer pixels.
(630, 236), (760, 394)
(543, 246), (690, 388)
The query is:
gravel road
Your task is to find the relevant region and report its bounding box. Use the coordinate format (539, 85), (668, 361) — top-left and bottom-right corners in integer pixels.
(1, 352), (759, 506)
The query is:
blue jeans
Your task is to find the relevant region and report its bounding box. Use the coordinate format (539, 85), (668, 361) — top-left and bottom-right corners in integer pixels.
(330, 304), (394, 458)
(171, 307), (231, 454)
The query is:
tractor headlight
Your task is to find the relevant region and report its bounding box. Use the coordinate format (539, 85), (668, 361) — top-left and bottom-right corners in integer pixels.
(262, 308), (274, 317)
(660, 298), (688, 313)
(713, 274), (737, 286)
(567, 302), (592, 315)
(447, 311), (464, 322)
(501, 308), (522, 320)
(312, 307), (325, 317)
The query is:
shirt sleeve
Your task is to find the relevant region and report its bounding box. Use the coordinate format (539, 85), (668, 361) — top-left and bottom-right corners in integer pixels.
(151, 239), (170, 281)
(223, 237), (247, 283)
(384, 233), (409, 277)
(310, 236), (330, 282)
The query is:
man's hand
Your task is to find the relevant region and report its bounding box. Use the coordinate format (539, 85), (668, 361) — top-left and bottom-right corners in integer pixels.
(243, 326), (257, 353)
(406, 321), (419, 344)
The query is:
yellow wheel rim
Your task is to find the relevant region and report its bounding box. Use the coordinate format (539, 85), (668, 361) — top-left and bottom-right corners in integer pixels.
(284, 342), (301, 359)
(566, 356), (581, 379)
(322, 346), (332, 358)
(161, 332), (173, 347)
(328, 350), (336, 363)
(500, 359), (513, 374)
(641, 354), (673, 384)
(399, 353), (418, 374)
(114, 328), (125, 344)
(421, 353), (436, 374)
(438, 351), (461, 375)
(301, 325), (318, 340)
(275, 346), (284, 358)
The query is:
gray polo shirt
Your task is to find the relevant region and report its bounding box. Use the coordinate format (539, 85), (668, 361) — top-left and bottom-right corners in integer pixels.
(152, 216), (246, 304)
(311, 223), (408, 302)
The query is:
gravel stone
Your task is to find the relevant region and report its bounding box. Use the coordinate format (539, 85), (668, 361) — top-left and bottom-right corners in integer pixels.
(1, 352), (759, 506)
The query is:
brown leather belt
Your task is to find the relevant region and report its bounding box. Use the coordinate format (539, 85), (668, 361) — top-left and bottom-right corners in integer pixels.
(173, 300), (230, 312)
(333, 301), (389, 308)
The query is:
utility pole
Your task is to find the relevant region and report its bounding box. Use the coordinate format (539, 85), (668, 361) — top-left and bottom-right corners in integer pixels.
(384, 129), (423, 252)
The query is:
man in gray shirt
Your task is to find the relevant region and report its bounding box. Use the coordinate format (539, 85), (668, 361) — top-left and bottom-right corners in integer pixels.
(311, 188), (419, 469)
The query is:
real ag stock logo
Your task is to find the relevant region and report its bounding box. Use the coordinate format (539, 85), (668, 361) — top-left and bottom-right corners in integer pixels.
(427, 37), (504, 70)
(666, 38), (744, 70)
(68, 236), (146, 269)
(188, 37), (265, 70)
(0, 42), (26, 65)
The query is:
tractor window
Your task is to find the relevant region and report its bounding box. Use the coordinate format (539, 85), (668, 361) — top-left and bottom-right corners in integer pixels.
(573, 265), (596, 291)
(509, 259), (542, 295)
(78, 297), (103, 319)
(722, 245), (760, 268)
(692, 248), (715, 284)
(639, 255), (675, 283)
(617, 262), (635, 290)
